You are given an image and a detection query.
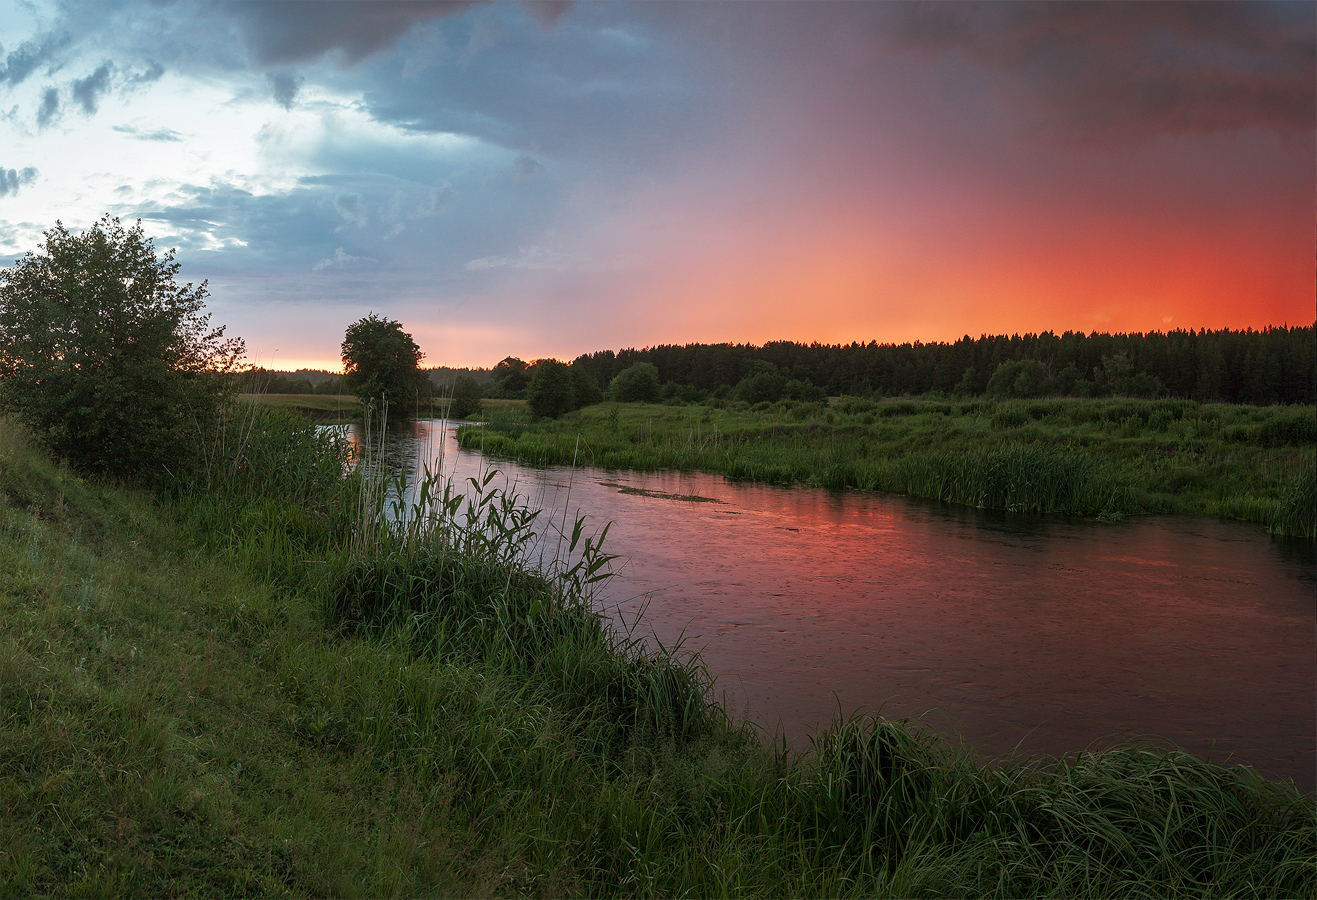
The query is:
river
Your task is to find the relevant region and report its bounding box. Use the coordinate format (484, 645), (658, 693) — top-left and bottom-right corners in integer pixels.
(350, 418), (1316, 791)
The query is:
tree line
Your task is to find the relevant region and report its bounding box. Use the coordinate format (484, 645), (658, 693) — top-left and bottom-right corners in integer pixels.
(516, 327), (1312, 408)
(237, 366), (493, 396)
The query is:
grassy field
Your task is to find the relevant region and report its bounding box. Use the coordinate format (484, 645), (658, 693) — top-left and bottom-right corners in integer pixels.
(457, 396), (1316, 536)
(240, 392), (362, 419)
(1, 410), (1313, 897)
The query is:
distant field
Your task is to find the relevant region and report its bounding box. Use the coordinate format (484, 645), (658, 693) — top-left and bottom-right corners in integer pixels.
(239, 392), (361, 413)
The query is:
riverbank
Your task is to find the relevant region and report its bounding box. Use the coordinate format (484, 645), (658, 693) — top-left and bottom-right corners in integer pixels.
(2, 411), (1313, 897)
(457, 396), (1316, 536)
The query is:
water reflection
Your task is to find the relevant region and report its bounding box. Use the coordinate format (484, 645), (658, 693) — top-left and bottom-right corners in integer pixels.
(349, 419), (1316, 790)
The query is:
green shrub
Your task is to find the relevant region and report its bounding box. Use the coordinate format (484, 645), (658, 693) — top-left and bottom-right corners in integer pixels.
(0, 216), (244, 486)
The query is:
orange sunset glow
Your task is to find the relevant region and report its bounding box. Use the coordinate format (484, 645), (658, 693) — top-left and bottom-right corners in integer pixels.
(1, 1), (1310, 369)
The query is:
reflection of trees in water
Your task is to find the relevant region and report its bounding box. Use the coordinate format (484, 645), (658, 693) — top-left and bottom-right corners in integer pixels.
(346, 419), (438, 478)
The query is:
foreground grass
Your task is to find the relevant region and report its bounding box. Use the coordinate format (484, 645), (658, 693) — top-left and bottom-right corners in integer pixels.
(2, 412), (1313, 897)
(458, 396), (1316, 536)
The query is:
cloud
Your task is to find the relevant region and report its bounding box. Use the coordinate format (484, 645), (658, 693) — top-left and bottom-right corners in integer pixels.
(219, 0), (488, 66)
(458, 9), (504, 66)
(0, 166), (39, 197)
(126, 60), (165, 85)
(885, 0), (1316, 144)
(313, 246), (378, 271)
(465, 245), (585, 271)
(112, 124), (184, 141)
(513, 154), (543, 180)
(482, 154), (545, 189)
(333, 192), (367, 228)
(71, 62), (113, 114)
(355, 5), (721, 168)
(0, 31), (72, 87)
(268, 70), (303, 108)
(36, 87), (60, 128)
(522, 1), (573, 30)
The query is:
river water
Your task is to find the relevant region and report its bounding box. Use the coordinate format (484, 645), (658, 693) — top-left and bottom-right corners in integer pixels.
(350, 419), (1316, 790)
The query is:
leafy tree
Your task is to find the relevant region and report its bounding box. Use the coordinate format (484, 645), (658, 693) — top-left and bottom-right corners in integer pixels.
(953, 366), (981, 397)
(492, 356), (531, 396)
(782, 378), (825, 402)
(1011, 360), (1050, 398)
(445, 375), (483, 419)
(608, 362), (661, 403)
(527, 359), (579, 418)
(986, 359), (1053, 398)
(0, 216), (244, 484)
(734, 361), (788, 404)
(570, 365), (604, 407)
(340, 314), (429, 414)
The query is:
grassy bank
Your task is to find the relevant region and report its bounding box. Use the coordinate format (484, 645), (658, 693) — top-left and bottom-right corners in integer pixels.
(457, 396), (1316, 536)
(2, 411), (1313, 897)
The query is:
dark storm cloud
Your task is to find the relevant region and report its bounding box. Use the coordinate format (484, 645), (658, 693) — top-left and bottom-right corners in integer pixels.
(887, 0), (1316, 143)
(0, 31), (71, 86)
(0, 166), (39, 197)
(71, 62), (113, 114)
(359, 4), (721, 165)
(219, 0), (487, 66)
(36, 87), (60, 127)
(268, 70), (303, 109)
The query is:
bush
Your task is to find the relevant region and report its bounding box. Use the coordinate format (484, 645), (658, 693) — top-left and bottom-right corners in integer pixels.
(0, 216), (244, 486)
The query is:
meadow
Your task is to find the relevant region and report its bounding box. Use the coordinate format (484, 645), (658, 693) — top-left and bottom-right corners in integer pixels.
(1, 407), (1313, 897)
(457, 396), (1316, 537)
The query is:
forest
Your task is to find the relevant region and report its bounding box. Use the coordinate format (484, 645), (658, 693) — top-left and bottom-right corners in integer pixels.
(557, 326), (1314, 405)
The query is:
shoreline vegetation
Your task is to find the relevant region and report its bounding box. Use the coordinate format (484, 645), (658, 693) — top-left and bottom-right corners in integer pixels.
(456, 396), (1317, 539)
(2, 407), (1314, 897)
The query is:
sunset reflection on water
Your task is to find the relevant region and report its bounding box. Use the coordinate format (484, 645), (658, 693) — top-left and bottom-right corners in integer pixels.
(350, 419), (1316, 790)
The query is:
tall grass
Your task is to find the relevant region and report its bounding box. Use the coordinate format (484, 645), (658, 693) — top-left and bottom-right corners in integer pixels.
(887, 444), (1136, 515)
(1269, 461), (1316, 540)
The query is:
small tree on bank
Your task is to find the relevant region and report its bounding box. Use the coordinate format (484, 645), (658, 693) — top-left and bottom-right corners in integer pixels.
(340, 314), (429, 414)
(0, 216), (245, 484)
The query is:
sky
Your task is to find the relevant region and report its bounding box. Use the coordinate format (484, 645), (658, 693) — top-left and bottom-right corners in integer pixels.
(0, 0), (1312, 371)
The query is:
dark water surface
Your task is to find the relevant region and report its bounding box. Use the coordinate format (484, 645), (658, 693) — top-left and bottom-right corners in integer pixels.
(352, 419), (1316, 790)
